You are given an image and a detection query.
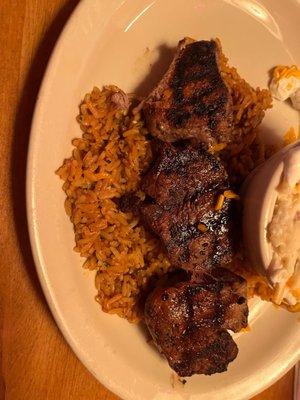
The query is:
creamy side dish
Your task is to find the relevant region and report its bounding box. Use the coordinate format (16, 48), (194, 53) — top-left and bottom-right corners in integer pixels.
(267, 147), (300, 305)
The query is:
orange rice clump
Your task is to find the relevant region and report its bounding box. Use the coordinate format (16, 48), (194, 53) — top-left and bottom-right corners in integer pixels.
(56, 86), (171, 322)
(216, 38), (273, 184)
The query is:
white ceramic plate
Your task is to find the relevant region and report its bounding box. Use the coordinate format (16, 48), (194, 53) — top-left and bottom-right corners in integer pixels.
(27, 1), (300, 399)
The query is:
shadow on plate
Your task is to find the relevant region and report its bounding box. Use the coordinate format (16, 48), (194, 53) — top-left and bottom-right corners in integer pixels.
(11, 0), (80, 309)
(133, 43), (175, 98)
(136, 322), (165, 360)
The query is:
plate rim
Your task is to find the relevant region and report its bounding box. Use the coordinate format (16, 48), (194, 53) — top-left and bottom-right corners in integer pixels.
(26, 1), (300, 399)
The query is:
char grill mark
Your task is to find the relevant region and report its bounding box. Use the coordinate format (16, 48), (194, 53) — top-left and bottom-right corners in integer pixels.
(143, 39), (233, 144)
(145, 268), (248, 376)
(140, 142), (234, 272)
(167, 41), (228, 131)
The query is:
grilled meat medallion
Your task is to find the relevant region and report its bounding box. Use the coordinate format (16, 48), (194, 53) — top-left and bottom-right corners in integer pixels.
(145, 268), (248, 376)
(141, 141), (228, 207)
(143, 38), (233, 145)
(141, 142), (234, 272)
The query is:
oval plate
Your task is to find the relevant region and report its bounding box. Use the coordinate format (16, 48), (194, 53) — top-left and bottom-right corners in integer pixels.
(27, 1), (300, 399)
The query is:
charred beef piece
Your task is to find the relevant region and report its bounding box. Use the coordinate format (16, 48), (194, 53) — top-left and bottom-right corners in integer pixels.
(140, 142), (234, 272)
(143, 38), (234, 145)
(144, 268), (248, 377)
(141, 141), (228, 207)
(141, 193), (233, 272)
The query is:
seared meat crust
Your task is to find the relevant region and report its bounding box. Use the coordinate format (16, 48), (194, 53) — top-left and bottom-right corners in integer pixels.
(141, 142), (234, 272)
(143, 39), (233, 145)
(145, 268), (248, 376)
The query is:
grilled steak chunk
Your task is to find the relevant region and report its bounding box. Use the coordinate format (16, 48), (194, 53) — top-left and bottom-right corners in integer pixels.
(143, 38), (233, 145)
(141, 142), (234, 272)
(141, 141), (228, 207)
(141, 194), (233, 271)
(144, 268), (248, 376)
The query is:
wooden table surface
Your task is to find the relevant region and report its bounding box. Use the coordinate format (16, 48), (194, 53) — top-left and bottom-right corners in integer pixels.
(0, 1), (295, 399)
